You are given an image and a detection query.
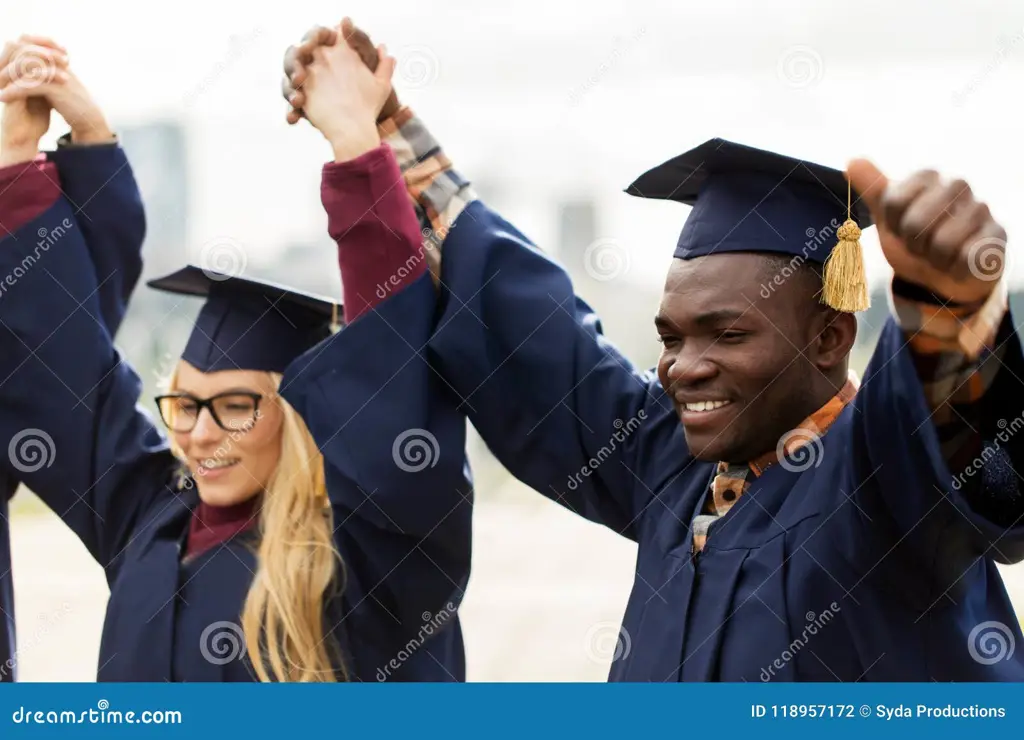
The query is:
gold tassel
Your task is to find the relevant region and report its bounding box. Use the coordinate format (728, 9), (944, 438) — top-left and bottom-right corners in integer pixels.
(820, 181), (870, 312)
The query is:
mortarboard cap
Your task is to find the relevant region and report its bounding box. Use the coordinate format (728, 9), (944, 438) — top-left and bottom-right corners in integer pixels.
(147, 265), (342, 374)
(625, 138), (874, 311)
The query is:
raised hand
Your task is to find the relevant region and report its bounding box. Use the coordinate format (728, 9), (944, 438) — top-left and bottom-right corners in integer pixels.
(300, 18), (395, 161)
(0, 37), (66, 166)
(0, 35), (112, 145)
(847, 159), (1008, 305)
(282, 21), (399, 125)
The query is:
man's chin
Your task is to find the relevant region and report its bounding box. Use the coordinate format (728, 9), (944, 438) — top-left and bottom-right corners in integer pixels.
(681, 428), (728, 463)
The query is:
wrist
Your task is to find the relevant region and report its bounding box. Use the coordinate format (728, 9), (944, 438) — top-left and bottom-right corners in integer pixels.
(329, 127), (382, 163)
(70, 118), (115, 145)
(377, 92), (401, 124)
(0, 142), (40, 168)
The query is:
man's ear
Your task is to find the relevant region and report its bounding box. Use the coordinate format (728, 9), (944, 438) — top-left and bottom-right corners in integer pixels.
(812, 308), (857, 372)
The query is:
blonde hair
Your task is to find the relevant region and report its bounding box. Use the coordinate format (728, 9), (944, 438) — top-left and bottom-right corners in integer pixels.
(165, 368), (344, 682)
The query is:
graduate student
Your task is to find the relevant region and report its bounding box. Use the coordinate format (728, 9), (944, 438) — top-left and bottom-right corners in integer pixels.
(0, 35), (145, 680)
(0, 41), (471, 682)
(287, 25), (1024, 681)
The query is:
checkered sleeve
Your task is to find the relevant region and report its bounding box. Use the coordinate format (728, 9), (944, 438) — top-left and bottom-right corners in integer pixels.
(890, 277), (1009, 475)
(378, 107), (477, 281)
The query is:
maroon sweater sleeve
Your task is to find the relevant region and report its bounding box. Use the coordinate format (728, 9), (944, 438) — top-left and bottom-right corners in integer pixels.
(0, 158), (61, 238)
(321, 144), (425, 323)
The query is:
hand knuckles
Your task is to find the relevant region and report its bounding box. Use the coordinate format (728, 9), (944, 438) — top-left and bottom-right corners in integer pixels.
(899, 212), (933, 242)
(929, 230), (960, 257)
(948, 178), (972, 198)
(973, 201), (992, 222)
(990, 224), (1008, 246)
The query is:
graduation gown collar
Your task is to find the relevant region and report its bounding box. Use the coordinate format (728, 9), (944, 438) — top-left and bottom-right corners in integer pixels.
(693, 373), (861, 553)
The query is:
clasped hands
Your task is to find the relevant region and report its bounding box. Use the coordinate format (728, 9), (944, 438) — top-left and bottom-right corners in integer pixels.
(280, 18), (398, 162)
(0, 35), (113, 166)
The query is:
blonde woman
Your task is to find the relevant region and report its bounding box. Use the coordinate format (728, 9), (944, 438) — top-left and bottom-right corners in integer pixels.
(0, 37), (471, 682)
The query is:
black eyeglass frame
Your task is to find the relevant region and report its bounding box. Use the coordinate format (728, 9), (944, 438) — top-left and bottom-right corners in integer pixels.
(154, 391), (265, 433)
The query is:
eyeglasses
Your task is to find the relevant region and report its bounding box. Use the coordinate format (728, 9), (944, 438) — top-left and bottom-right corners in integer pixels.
(154, 392), (264, 434)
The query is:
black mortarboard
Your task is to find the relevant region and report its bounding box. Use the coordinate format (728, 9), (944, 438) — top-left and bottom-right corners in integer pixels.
(626, 138), (874, 311)
(147, 265), (341, 373)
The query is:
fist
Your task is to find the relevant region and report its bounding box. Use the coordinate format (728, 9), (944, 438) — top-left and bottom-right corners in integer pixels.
(847, 160), (1007, 305)
(282, 21), (399, 125)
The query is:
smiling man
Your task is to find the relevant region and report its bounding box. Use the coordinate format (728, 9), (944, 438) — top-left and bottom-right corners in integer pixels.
(284, 26), (1024, 681)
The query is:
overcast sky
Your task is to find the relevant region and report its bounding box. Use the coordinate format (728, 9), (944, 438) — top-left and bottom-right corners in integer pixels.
(3, 0), (1023, 292)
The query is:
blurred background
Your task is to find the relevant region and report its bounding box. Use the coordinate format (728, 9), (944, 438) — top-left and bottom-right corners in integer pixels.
(2, 0), (1024, 681)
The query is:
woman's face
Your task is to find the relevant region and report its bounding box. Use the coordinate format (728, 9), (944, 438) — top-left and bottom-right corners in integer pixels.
(168, 362), (284, 507)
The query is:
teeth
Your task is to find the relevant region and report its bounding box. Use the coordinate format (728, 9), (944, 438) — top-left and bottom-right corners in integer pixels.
(201, 458), (239, 470)
(684, 400), (730, 413)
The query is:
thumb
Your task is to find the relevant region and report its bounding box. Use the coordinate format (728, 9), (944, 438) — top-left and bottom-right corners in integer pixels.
(845, 158), (888, 224)
(374, 45), (395, 85)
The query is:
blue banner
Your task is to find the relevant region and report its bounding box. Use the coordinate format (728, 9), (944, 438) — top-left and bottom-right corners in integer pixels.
(0, 684), (1020, 738)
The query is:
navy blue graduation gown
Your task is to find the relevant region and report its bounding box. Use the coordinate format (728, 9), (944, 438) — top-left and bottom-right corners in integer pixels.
(0, 142), (144, 681)
(350, 198), (1024, 681)
(0, 194), (470, 681)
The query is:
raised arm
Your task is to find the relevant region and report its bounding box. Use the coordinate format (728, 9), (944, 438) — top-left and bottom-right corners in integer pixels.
(280, 27), (470, 679)
(0, 153), (175, 578)
(289, 31), (676, 541)
(0, 35), (145, 336)
(846, 160), (1024, 566)
(46, 132), (145, 336)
